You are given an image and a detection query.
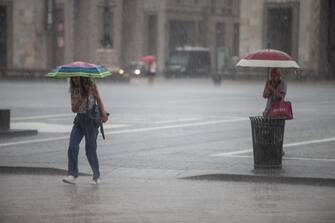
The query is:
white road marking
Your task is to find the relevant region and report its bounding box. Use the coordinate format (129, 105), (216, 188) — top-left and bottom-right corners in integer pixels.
(104, 118), (249, 135)
(12, 113), (74, 121)
(210, 137), (335, 157)
(0, 118), (248, 148)
(210, 149), (252, 157)
(0, 136), (70, 148)
(165, 98), (226, 105)
(284, 157), (335, 162)
(12, 114), (146, 122)
(11, 122), (72, 133)
(284, 137), (335, 147)
(153, 117), (202, 124)
(11, 122), (129, 133)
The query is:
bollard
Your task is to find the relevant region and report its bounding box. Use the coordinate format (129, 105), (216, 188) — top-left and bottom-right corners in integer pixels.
(0, 109), (10, 130)
(0, 109), (38, 137)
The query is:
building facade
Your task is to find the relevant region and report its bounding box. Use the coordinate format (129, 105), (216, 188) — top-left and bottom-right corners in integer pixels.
(239, 0), (335, 78)
(164, 0), (240, 73)
(0, 0), (126, 74)
(0, 0), (240, 76)
(1, 0), (334, 78)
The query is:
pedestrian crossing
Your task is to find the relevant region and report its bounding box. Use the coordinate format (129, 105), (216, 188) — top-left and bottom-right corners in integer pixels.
(3, 114), (335, 163)
(10, 113), (247, 134)
(11, 122), (129, 133)
(1, 114), (249, 148)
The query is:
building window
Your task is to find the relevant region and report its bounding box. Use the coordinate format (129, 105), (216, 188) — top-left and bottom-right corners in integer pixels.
(225, 0), (232, 7)
(213, 0), (237, 16)
(216, 22), (225, 47)
(216, 22), (225, 72)
(100, 0), (116, 48)
(147, 15), (157, 55)
(45, 0), (55, 32)
(0, 5), (7, 66)
(263, 2), (299, 58)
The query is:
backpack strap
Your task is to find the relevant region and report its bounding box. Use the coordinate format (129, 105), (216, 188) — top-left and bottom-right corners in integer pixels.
(86, 95), (105, 140)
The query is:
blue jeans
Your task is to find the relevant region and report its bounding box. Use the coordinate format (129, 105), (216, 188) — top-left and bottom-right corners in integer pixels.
(67, 113), (100, 179)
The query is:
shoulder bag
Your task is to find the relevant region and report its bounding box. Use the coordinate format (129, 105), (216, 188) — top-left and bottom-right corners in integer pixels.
(265, 101), (293, 120)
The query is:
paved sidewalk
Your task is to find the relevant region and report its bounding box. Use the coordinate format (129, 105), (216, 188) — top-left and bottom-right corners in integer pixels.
(1, 146), (335, 223)
(1, 152), (335, 185)
(1, 168), (335, 223)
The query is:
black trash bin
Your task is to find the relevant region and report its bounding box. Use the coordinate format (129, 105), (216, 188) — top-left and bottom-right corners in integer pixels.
(249, 116), (285, 169)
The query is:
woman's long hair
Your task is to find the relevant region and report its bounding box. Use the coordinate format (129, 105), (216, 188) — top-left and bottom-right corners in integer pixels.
(70, 77), (94, 97)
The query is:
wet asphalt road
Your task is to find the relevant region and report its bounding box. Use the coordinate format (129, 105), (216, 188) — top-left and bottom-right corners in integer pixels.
(1, 173), (334, 223)
(0, 78), (335, 222)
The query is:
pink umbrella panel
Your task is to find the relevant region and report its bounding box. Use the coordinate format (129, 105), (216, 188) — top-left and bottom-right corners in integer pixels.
(236, 49), (300, 68)
(140, 55), (156, 63)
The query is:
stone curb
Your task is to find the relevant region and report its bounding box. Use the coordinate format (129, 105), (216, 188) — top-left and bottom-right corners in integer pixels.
(0, 166), (90, 176)
(2, 165), (335, 187)
(0, 129), (38, 138)
(181, 173), (335, 187)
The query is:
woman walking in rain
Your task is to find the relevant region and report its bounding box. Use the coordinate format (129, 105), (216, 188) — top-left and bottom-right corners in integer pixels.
(63, 77), (108, 185)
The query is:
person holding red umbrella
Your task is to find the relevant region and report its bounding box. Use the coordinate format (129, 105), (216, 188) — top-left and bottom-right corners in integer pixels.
(140, 55), (156, 83)
(263, 68), (287, 116)
(236, 49), (297, 164)
(262, 68), (287, 156)
(147, 60), (157, 84)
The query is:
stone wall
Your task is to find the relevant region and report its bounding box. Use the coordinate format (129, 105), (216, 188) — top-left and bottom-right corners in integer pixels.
(304, 0), (320, 74)
(121, 0), (144, 65)
(239, 0), (322, 76)
(239, 0), (264, 57)
(4, 0), (242, 77)
(12, 0), (47, 69)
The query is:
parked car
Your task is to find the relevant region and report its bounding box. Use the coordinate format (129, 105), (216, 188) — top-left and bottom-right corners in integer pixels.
(164, 46), (211, 78)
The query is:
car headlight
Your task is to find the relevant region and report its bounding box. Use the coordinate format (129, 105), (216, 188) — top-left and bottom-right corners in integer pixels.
(134, 69), (141, 75)
(118, 69), (124, 75)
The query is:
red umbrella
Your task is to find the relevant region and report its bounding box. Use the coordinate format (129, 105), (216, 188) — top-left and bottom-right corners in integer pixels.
(236, 49), (300, 68)
(140, 55), (156, 63)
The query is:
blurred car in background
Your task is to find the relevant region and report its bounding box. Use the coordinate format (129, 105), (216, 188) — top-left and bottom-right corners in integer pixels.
(164, 46), (211, 78)
(107, 66), (131, 82)
(124, 61), (146, 78)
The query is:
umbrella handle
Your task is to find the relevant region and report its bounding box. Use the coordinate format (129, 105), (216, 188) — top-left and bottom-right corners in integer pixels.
(267, 42), (271, 81)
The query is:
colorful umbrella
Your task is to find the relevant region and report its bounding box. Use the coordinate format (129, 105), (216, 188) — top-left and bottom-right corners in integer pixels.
(46, 61), (112, 78)
(236, 49), (300, 68)
(140, 55), (156, 63)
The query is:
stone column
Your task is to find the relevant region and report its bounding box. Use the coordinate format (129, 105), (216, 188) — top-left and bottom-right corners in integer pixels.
(135, 0), (145, 60)
(207, 15), (216, 72)
(157, 0), (167, 75)
(64, 0), (75, 62)
(114, 0), (123, 65)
